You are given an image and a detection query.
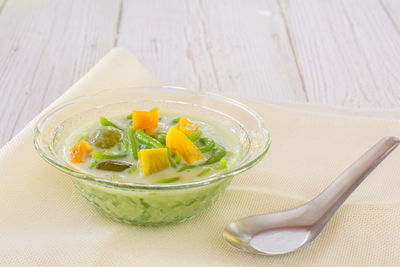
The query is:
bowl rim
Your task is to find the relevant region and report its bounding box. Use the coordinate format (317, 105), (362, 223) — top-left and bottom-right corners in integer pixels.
(34, 86), (271, 190)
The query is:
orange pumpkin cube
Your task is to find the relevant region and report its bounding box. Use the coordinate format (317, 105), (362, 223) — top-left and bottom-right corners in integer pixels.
(166, 126), (203, 164)
(70, 140), (93, 163)
(132, 110), (159, 130)
(176, 117), (199, 136)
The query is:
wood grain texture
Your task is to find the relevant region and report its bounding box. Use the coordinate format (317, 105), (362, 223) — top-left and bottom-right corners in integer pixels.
(117, 0), (306, 101)
(280, 0), (400, 108)
(1, 0), (400, 148)
(0, 0), (120, 147)
(380, 0), (400, 35)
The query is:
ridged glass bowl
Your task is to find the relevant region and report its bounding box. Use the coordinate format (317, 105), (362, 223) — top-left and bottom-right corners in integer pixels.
(34, 87), (271, 226)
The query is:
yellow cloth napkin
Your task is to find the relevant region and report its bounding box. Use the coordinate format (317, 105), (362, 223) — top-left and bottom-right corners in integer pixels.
(1, 48), (399, 266)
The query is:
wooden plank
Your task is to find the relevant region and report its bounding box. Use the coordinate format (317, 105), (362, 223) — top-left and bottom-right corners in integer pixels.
(0, 0), (120, 147)
(117, 0), (306, 101)
(0, 0), (5, 14)
(380, 0), (400, 35)
(280, 0), (400, 108)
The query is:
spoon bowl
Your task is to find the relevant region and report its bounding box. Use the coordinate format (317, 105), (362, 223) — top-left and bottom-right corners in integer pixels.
(224, 205), (319, 255)
(224, 136), (399, 255)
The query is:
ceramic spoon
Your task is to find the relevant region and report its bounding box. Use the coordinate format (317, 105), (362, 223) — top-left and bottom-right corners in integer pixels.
(223, 136), (399, 255)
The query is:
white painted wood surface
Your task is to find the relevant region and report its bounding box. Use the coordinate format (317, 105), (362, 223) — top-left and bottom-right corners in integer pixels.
(0, 0), (399, 147)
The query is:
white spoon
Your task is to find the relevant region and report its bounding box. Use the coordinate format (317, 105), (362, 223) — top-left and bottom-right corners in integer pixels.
(223, 136), (399, 255)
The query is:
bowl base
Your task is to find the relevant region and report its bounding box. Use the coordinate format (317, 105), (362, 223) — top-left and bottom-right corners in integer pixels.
(72, 177), (233, 226)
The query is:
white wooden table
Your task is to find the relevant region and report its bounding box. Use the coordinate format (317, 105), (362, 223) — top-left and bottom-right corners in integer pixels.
(1, 0), (399, 147)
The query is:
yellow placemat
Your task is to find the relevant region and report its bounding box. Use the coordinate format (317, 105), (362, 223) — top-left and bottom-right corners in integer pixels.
(0, 48), (399, 266)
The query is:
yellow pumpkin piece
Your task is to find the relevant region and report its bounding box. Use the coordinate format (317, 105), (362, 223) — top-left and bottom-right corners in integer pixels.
(132, 110), (159, 130)
(176, 117), (199, 136)
(70, 140), (93, 163)
(166, 126), (203, 164)
(139, 148), (169, 177)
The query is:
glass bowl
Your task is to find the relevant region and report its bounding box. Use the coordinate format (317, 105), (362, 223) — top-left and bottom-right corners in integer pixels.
(34, 87), (271, 226)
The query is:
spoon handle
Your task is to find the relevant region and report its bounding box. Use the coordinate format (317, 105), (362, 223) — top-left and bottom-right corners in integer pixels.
(307, 136), (399, 226)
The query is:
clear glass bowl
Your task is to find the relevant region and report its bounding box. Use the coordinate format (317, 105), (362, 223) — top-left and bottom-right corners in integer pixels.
(34, 87), (271, 225)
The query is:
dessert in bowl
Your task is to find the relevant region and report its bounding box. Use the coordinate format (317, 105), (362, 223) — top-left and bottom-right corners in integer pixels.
(34, 87), (270, 225)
